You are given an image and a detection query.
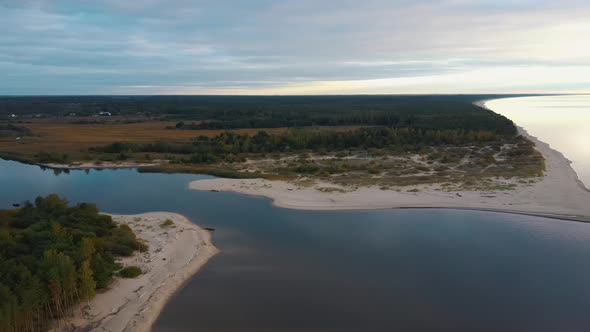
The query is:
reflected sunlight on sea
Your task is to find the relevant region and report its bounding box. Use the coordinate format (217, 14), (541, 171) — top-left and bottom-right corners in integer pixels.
(486, 95), (590, 188)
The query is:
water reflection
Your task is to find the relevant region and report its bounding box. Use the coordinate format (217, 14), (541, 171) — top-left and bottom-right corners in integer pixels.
(486, 95), (590, 187)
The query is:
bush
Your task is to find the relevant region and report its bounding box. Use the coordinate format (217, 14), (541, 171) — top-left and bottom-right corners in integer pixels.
(160, 219), (175, 227)
(119, 266), (142, 278)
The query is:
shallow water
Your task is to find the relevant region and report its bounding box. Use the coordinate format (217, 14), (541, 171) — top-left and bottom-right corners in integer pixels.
(1, 159), (590, 331)
(486, 95), (590, 188)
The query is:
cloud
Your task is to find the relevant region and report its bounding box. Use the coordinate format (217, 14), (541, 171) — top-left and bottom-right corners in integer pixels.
(1, 0), (589, 94)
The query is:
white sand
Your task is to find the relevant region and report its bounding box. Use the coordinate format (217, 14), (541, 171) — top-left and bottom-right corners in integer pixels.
(190, 128), (590, 221)
(59, 212), (218, 332)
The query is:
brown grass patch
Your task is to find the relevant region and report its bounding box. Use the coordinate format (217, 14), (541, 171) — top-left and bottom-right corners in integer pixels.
(0, 118), (315, 161)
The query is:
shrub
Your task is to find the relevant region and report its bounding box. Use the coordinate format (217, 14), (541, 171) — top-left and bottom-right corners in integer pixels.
(119, 266), (142, 278)
(160, 219), (175, 227)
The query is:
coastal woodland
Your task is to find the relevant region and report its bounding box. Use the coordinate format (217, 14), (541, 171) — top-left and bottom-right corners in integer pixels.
(0, 95), (545, 190)
(0, 195), (146, 332)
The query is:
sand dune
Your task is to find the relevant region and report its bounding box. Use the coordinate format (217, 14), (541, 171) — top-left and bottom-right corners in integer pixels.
(190, 128), (590, 222)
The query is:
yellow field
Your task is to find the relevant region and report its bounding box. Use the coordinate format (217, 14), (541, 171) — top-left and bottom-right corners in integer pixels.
(0, 118), (359, 162)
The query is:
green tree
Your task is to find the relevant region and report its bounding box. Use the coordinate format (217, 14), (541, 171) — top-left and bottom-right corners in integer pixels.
(0, 195), (147, 330)
(78, 260), (96, 301)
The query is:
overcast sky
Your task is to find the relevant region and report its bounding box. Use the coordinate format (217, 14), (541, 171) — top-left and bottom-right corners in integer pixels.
(2, 0), (590, 95)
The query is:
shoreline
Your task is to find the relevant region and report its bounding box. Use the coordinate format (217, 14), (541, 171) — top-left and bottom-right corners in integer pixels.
(0, 153), (163, 171)
(189, 126), (590, 222)
(40, 161), (162, 170)
(60, 212), (219, 332)
(477, 98), (588, 192)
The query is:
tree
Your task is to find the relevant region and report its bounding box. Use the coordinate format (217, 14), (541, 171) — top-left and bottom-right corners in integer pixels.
(78, 260), (96, 302)
(0, 283), (17, 332)
(0, 195), (147, 331)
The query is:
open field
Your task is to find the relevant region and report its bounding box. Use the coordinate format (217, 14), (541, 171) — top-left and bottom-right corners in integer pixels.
(0, 118), (298, 163)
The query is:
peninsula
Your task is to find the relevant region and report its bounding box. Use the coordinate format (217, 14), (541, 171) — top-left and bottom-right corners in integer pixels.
(0, 197), (217, 332)
(190, 126), (590, 221)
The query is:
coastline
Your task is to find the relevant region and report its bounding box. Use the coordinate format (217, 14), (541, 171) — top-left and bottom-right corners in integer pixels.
(60, 212), (219, 332)
(477, 99), (588, 192)
(0, 151), (165, 170)
(40, 161), (162, 170)
(189, 127), (590, 221)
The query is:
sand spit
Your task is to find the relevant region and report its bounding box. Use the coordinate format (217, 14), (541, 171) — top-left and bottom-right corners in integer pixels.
(190, 127), (590, 221)
(39, 161), (162, 170)
(58, 212), (218, 332)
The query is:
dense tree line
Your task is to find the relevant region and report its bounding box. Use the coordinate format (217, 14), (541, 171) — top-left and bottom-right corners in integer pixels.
(0, 195), (146, 332)
(0, 95), (521, 134)
(95, 127), (506, 163)
(170, 100), (516, 134)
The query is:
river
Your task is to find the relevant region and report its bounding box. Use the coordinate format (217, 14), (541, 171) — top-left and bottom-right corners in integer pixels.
(1, 158), (590, 331)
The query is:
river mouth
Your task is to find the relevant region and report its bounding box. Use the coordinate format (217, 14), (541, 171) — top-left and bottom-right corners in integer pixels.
(2, 159), (590, 331)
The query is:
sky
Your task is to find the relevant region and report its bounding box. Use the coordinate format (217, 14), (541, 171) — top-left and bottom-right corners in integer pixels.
(2, 0), (590, 95)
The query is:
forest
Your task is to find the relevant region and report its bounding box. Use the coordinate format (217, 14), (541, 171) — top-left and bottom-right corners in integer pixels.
(0, 195), (146, 332)
(93, 127), (509, 164)
(1, 95), (521, 133)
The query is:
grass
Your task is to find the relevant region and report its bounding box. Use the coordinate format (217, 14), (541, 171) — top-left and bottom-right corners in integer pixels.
(317, 187), (348, 193)
(224, 139), (545, 191)
(0, 118), (293, 163)
(138, 164), (273, 179)
(160, 219), (175, 227)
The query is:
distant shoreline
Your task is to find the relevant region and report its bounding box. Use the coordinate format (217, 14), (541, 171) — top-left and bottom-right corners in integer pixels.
(479, 96), (589, 192)
(0, 152), (164, 171)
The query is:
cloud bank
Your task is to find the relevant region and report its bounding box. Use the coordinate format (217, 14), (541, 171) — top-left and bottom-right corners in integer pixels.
(2, 0), (590, 94)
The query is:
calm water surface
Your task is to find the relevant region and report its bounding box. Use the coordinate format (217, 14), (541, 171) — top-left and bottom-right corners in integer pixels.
(487, 95), (590, 188)
(1, 159), (590, 331)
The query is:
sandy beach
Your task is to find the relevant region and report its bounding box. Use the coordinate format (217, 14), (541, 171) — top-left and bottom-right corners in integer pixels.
(190, 127), (590, 222)
(59, 212), (218, 332)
